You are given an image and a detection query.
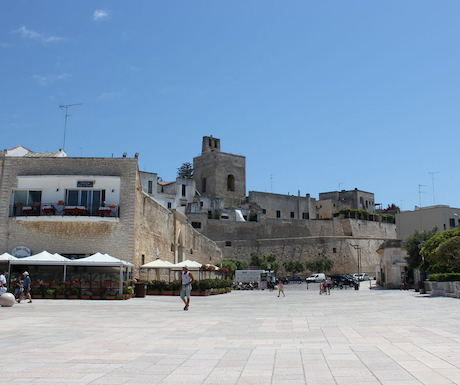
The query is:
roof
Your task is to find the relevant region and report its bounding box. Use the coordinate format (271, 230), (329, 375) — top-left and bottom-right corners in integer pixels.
(158, 181), (174, 186)
(5, 145), (67, 158)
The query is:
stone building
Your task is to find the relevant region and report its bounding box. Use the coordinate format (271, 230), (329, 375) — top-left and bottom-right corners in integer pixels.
(193, 135), (246, 209)
(0, 149), (222, 279)
(396, 205), (460, 240)
(316, 189), (376, 219)
(183, 136), (397, 275)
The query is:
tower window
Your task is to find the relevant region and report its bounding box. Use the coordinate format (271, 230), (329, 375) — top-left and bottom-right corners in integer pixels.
(182, 185), (186, 197)
(290, 212), (295, 218)
(202, 178), (206, 193)
(276, 210), (281, 218)
(227, 174), (235, 192)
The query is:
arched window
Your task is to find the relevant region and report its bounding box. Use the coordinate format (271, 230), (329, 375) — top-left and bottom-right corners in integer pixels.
(202, 177), (207, 193)
(227, 174), (235, 192)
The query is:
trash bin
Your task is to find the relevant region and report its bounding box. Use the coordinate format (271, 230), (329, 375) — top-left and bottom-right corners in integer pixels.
(134, 282), (147, 298)
(354, 282), (360, 290)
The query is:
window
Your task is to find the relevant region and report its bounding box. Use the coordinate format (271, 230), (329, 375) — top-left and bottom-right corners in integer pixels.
(167, 202), (172, 209)
(290, 212), (295, 218)
(66, 190), (104, 212)
(202, 178), (206, 193)
(302, 212), (309, 219)
(192, 222), (201, 229)
(450, 218), (456, 228)
(262, 209), (266, 214)
(13, 190), (42, 207)
(182, 185), (186, 197)
(141, 254), (145, 265)
(148, 180), (153, 194)
(276, 210), (281, 218)
(333, 248), (337, 254)
(225, 241), (232, 247)
(200, 201), (204, 208)
(227, 174), (235, 192)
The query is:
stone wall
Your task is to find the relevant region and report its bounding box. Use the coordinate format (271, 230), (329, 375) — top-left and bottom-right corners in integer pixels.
(193, 217), (396, 275)
(0, 156), (138, 261)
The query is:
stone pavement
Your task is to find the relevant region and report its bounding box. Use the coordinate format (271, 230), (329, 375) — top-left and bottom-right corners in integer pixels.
(2, 283), (460, 385)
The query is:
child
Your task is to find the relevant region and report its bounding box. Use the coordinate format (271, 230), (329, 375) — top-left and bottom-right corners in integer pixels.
(278, 281), (285, 297)
(320, 279), (327, 295)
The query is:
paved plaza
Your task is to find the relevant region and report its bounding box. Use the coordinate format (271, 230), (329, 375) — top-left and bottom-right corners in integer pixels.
(3, 284), (460, 385)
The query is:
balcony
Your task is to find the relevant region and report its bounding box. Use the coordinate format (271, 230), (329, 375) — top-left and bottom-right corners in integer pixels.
(10, 202), (120, 219)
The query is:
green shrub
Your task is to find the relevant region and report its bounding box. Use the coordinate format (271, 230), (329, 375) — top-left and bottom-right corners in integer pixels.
(428, 273), (460, 282)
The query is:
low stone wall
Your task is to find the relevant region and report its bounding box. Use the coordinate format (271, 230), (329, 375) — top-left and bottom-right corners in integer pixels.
(424, 281), (460, 298)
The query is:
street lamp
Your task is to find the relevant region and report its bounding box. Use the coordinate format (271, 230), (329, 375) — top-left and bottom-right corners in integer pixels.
(350, 244), (361, 290)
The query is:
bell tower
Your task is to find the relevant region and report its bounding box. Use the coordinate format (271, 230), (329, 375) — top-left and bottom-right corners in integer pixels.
(193, 136), (246, 208)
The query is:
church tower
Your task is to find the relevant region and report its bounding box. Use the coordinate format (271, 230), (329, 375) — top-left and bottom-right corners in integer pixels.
(193, 136), (246, 208)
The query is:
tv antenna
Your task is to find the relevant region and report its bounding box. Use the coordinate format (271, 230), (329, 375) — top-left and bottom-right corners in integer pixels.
(60, 103), (82, 151)
(428, 171), (440, 205)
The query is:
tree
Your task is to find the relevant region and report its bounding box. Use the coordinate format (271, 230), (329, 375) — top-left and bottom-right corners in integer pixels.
(177, 162), (193, 179)
(421, 227), (460, 273)
(403, 228), (437, 271)
(220, 259), (249, 278)
(283, 260), (305, 276)
(305, 258), (334, 273)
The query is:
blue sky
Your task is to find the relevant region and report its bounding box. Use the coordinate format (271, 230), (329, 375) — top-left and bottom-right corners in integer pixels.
(2, 1), (459, 211)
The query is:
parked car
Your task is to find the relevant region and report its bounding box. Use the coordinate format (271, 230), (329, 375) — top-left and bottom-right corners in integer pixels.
(288, 276), (303, 283)
(277, 277), (289, 284)
(353, 273), (370, 281)
(305, 273), (326, 283)
(330, 274), (354, 287)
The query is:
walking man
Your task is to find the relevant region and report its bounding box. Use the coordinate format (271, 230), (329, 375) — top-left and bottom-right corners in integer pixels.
(22, 271), (32, 303)
(180, 266), (194, 311)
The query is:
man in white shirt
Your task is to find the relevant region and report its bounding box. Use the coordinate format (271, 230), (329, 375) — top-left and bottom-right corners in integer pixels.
(180, 266), (195, 311)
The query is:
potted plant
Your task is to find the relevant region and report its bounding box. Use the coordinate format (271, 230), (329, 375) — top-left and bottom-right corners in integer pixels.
(147, 280), (163, 295)
(162, 283), (174, 296)
(56, 285), (66, 299)
(67, 287), (80, 299)
(31, 287), (42, 299)
(92, 287), (106, 300)
(81, 290), (91, 300)
(191, 281), (200, 296)
(105, 290), (117, 300)
(45, 288), (56, 299)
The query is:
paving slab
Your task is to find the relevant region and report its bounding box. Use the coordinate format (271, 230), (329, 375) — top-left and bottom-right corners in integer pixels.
(2, 283), (460, 384)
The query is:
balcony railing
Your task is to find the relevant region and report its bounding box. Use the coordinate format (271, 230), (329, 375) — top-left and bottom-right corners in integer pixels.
(10, 203), (120, 218)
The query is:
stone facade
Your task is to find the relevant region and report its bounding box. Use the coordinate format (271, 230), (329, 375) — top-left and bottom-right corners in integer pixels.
(193, 136), (246, 208)
(188, 216), (396, 275)
(0, 153), (222, 279)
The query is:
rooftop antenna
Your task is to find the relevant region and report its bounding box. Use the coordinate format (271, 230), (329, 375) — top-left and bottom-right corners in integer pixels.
(270, 174), (274, 193)
(428, 171), (440, 206)
(418, 184), (426, 230)
(59, 103), (82, 151)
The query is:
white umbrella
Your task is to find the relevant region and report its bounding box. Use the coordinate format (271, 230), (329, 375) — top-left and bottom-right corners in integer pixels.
(22, 251), (69, 262)
(141, 259), (174, 281)
(170, 259), (202, 270)
(0, 253), (17, 261)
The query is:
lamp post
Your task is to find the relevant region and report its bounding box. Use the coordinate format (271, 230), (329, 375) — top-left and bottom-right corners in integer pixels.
(351, 244), (361, 290)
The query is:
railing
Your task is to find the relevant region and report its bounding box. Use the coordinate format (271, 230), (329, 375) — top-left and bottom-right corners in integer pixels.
(9, 203), (120, 218)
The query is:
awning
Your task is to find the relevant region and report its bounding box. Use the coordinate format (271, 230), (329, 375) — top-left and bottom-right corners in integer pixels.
(170, 259), (202, 270)
(141, 259), (174, 269)
(0, 253), (17, 261)
(11, 251), (69, 265)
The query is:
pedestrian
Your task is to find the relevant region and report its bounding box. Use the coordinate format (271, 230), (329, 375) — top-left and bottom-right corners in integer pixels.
(0, 270), (7, 295)
(327, 276), (332, 295)
(14, 273), (23, 303)
(22, 271), (32, 303)
(180, 265), (194, 311)
(278, 280), (285, 297)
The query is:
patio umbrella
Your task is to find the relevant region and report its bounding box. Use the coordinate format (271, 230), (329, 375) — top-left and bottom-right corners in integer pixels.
(141, 259), (174, 281)
(170, 260), (202, 270)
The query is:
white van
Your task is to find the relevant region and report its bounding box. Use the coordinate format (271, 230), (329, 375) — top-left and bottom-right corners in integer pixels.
(306, 273), (326, 283)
